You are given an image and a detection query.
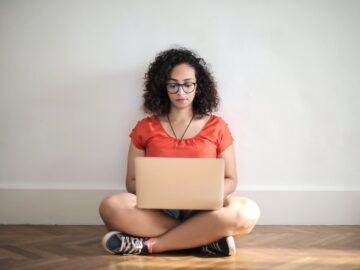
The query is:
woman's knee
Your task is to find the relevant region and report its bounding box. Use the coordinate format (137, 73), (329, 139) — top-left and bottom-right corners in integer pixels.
(226, 197), (261, 235)
(99, 192), (136, 221)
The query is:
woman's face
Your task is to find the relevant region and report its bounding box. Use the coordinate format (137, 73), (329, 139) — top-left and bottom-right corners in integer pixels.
(166, 63), (197, 111)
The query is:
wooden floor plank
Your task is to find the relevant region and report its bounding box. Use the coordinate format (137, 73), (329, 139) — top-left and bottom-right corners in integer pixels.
(0, 225), (359, 269)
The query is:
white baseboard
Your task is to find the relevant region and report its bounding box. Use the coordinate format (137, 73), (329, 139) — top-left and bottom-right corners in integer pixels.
(0, 188), (359, 225)
(236, 189), (360, 225)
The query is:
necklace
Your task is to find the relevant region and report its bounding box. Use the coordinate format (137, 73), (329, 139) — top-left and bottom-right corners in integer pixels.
(167, 114), (194, 140)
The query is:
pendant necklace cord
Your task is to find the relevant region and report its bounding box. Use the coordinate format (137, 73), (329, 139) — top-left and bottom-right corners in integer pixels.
(167, 114), (194, 140)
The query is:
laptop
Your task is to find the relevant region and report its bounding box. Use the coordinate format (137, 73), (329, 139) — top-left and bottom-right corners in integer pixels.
(135, 157), (224, 210)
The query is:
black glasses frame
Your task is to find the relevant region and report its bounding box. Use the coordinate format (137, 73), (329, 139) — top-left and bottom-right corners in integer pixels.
(166, 82), (197, 94)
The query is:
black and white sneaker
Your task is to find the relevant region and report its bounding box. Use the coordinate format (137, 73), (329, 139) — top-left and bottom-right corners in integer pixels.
(201, 236), (236, 256)
(102, 231), (150, 255)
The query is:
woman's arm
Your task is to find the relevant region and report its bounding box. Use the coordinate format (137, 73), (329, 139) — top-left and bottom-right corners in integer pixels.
(125, 142), (145, 194)
(218, 144), (238, 200)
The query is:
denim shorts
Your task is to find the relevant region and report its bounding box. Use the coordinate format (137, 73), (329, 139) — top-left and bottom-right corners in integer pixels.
(163, 209), (194, 221)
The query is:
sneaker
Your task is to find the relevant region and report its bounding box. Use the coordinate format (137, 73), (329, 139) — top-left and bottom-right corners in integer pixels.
(102, 231), (150, 255)
(201, 236), (236, 256)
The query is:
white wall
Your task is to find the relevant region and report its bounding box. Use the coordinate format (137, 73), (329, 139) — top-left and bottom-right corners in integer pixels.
(1, 0), (359, 224)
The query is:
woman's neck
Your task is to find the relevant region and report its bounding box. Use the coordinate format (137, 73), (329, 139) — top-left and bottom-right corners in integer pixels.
(168, 107), (194, 122)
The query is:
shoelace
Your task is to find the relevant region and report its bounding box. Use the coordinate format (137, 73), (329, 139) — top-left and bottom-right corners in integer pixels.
(202, 241), (223, 255)
(116, 235), (144, 255)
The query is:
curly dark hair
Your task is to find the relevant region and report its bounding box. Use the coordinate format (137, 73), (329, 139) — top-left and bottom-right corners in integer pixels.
(143, 47), (220, 117)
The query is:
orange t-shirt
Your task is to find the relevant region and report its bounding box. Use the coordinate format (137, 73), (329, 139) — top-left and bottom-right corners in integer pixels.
(129, 115), (234, 158)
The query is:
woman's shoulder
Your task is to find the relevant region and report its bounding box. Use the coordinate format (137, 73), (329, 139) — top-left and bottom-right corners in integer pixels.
(136, 115), (158, 123)
(132, 115), (159, 129)
(198, 114), (231, 137)
(207, 114), (229, 126)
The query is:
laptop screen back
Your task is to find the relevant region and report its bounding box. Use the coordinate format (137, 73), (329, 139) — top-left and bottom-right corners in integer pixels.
(135, 157), (224, 210)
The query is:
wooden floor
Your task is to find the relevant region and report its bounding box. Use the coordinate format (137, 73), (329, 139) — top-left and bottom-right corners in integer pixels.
(0, 225), (359, 270)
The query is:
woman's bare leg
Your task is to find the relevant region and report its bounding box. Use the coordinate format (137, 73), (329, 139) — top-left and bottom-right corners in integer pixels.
(99, 192), (180, 237)
(151, 196), (261, 253)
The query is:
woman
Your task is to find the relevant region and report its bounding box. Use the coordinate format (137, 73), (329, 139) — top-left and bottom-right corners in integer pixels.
(99, 48), (261, 256)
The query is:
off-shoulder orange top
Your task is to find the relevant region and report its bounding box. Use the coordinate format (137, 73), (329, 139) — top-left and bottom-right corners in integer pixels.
(129, 115), (234, 158)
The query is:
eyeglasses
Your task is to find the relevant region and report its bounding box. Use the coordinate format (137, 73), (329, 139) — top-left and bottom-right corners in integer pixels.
(166, 82), (197, 94)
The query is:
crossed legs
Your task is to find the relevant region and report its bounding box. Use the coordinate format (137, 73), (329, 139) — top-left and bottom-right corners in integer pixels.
(99, 192), (260, 253)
